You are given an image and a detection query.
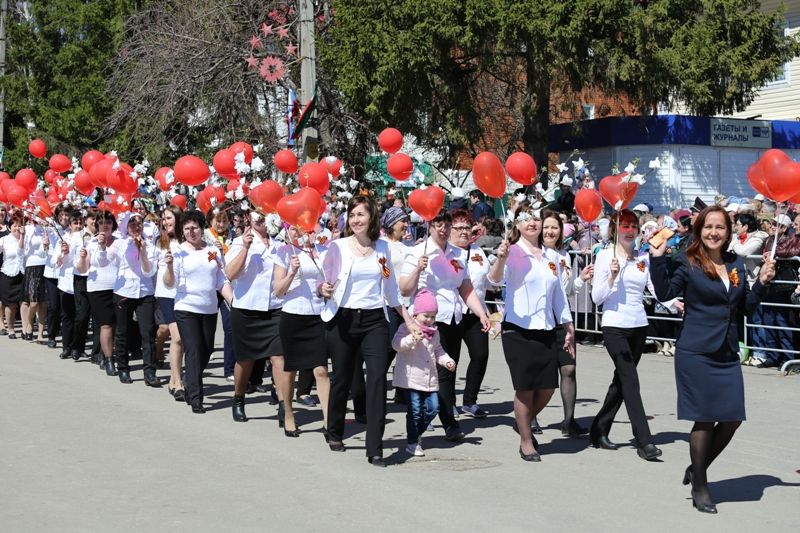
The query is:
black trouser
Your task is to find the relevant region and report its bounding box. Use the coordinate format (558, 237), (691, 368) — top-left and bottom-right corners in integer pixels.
(297, 369), (315, 397)
(45, 277), (61, 341)
(353, 307), (403, 412)
(70, 276), (91, 352)
(60, 290), (75, 351)
(176, 310), (217, 406)
(437, 318), (466, 431)
(326, 308), (389, 457)
(591, 326), (652, 447)
(462, 313), (490, 406)
(113, 295), (156, 374)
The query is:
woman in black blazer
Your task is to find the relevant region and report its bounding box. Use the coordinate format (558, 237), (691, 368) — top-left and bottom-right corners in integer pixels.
(649, 206), (775, 514)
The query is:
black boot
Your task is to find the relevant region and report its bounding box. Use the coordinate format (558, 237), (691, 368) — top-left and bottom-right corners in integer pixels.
(232, 395), (248, 422)
(118, 370), (132, 384)
(105, 358), (118, 376)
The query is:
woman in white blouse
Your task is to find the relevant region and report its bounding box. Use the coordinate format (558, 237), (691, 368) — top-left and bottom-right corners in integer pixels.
(447, 209), (491, 419)
(76, 211), (119, 376)
(319, 195), (417, 467)
(97, 211), (159, 386)
(0, 215), (25, 338)
(273, 224), (330, 437)
(224, 211), (286, 425)
(400, 210), (490, 443)
(488, 204), (575, 462)
(164, 210), (232, 414)
(589, 209), (662, 461)
(21, 219), (49, 343)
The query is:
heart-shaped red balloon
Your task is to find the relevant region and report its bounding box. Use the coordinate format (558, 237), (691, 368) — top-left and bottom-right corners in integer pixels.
(249, 180), (284, 214)
(574, 188), (603, 221)
(170, 195), (188, 210)
(766, 160), (800, 202)
(747, 161), (770, 198)
(472, 152), (506, 198)
(277, 188), (324, 232)
(598, 172), (637, 210)
(408, 185), (445, 222)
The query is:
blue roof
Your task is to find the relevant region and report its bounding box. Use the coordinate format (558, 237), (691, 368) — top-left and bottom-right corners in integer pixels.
(548, 115), (800, 151)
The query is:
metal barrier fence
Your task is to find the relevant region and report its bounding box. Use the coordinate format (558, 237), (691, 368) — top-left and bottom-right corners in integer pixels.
(488, 250), (800, 376)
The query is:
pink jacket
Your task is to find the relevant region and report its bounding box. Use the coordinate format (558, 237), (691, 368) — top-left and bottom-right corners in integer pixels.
(392, 324), (455, 392)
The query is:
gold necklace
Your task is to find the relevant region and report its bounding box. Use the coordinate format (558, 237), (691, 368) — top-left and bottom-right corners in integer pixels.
(352, 237), (372, 256)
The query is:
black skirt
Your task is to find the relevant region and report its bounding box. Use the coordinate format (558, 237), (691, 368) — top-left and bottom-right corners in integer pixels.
(501, 321), (559, 390)
(0, 272), (24, 306)
(22, 265), (46, 303)
(88, 289), (115, 327)
(675, 344), (745, 422)
(231, 307), (283, 361)
(279, 311), (328, 371)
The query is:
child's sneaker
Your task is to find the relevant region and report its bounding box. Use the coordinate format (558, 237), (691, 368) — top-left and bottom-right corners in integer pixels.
(406, 441), (425, 457)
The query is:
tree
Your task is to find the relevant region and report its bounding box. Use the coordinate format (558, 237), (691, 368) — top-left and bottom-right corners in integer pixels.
(1, 0), (143, 171)
(320, 0), (800, 167)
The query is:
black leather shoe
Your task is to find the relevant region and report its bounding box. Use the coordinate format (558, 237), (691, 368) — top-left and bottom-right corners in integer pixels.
(691, 490), (718, 514)
(232, 395), (248, 422)
(105, 359), (118, 376)
(47, 339), (57, 348)
(297, 394), (317, 407)
(191, 402), (206, 414)
(637, 443), (663, 461)
(98, 358), (107, 371)
(367, 456), (386, 467)
(519, 447), (541, 462)
(682, 465), (693, 486)
(561, 419), (589, 437)
(174, 389), (186, 402)
(59, 350), (71, 359)
(444, 426), (465, 442)
(590, 435), (620, 450)
(328, 440), (346, 452)
(71, 350), (85, 361)
(118, 371), (133, 384)
(284, 428), (301, 438)
(144, 373), (161, 387)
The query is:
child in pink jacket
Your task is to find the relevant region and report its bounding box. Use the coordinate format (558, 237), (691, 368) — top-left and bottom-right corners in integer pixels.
(392, 289), (456, 457)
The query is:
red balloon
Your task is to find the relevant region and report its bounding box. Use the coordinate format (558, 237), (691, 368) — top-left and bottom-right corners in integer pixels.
(323, 156), (343, 178)
(35, 198), (54, 218)
(170, 195), (188, 210)
(213, 148), (238, 178)
(746, 161), (769, 198)
(174, 155), (210, 186)
(81, 150), (105, 172)
(5, 182), (28, 208)
(387, 153), (414, 181)
(225, 179), (250, 196)
(49, 153), (73, 173)
(29, 139), (47, 159)
(378, 128), (403, 154)
(505, 152), (537, 186)
(230, 141), (253, 164)
(274, 149), (299, 174)
(0, 171), (10, 182)
(277, 188), (324, 232)
(196, 188), (212, 214)
(574, 189), (603, 222)
(297, 162), (330, 195)
(408, 185), (446, 222)
(47, 187), (63, 205)
(106, 162), (138, 195)
(472, 152), (506, 198)
(598, 172), (638, 210)
(249, 180), (284, 214)
(767, 160), (800, 202)
(14, 169), (38, 193)
(89, 157), (114, 188)
(44, 169), (60, 185)
(155, 167), (173, 191)
(74, 170), (95, 196)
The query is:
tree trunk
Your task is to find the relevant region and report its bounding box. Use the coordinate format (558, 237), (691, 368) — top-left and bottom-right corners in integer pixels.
(521, 55), (551, 188)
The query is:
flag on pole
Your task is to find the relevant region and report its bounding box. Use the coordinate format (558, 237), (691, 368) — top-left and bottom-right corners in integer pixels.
(291, 84), (317, 140)
(287, 88), (298, 147)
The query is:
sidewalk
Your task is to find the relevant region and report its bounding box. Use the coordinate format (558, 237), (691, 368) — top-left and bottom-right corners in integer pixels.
(1, 333), (798, 532)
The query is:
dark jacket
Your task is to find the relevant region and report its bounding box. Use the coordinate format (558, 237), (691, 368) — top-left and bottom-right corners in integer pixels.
(449, 198), (469, 212)
(650, 252), (765, 354)
(472, 201), (494, 221)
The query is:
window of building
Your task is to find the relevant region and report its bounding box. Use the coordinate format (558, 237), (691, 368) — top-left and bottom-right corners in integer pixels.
(581, 104), (595, 120)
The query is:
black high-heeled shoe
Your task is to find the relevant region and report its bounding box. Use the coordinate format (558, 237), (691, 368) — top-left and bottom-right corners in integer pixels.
(589, 435), (620, 450)
(277, 401), (285, 428)
(232, 395), (248, 422)
(519, 446), (541, 462)
(284, 427), (300, 438)
(682, 465), (693, 486)
(328, 440), (345, 452)
(691, 490), (718, 514)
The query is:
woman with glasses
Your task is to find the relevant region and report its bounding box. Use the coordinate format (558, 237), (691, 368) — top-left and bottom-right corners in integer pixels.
(75, 211), (119, 375)
(400, 210), (491, 443)
(446, 209), (491, 419)
(224, 211), (286, 425)
(588, 209), (662, 461)
(488, 205), (575, 462)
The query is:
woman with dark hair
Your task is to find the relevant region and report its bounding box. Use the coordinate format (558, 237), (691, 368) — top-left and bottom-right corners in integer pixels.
(446, 209), (491, 418)
(76, 211), (119, 375)
(319, 195), (417, 466)
(730, 212), (768, 283)
(401, 209), (491, 442)
(21, 217), (48, 343)
(589, 209), (662, 461)
(488, 204), (575, 461)
(204, 205), (236, 382)
(0, 203), (8, 335)
(224, 211), (286, 425)
(650, 206), (775, 513)
(97, 211), (159, 386)
(164, 210), (233, 413)
(154, 206), (184, 399)
(56, 210), (92, 361)
(0, 215), (25, 338)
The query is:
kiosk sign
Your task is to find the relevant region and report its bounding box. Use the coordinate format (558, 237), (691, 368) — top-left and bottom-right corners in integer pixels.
(710, 118), (771, 148)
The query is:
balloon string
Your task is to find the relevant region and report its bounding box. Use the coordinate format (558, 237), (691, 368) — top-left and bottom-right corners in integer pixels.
(423, 221), (429, 256)
(770, 202), (781, 260)
(499, 195), (510, 241)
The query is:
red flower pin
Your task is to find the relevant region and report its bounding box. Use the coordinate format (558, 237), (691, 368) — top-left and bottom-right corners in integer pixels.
(378, 257), (390, 279)
(636, 261), (646, 272)
(450, 259), (464, 272)
(470, 253), (484, 266)
(548, 262), (557, 275)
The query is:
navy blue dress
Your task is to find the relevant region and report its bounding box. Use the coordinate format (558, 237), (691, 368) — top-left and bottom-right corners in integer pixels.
(650, 252), (765, 422)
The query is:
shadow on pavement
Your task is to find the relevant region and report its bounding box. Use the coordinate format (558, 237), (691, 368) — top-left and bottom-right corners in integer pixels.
(710, 474), (800, 503)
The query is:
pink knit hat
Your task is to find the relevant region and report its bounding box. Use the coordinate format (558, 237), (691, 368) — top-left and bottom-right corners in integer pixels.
(413, 289), (438, 315)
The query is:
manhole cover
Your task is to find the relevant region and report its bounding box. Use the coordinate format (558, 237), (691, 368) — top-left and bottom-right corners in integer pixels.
(401, 457), (501, 471)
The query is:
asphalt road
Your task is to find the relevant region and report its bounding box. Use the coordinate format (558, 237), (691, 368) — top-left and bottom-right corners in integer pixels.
(1, 329), (799, 532)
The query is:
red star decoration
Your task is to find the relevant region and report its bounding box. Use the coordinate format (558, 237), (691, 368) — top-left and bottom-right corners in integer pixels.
(277, 26), (289, 39)
(249, 35), (262, 49)
(260, 23), (273, 36)
(285, 43), (297, 56)
(245, 55), (259, 69)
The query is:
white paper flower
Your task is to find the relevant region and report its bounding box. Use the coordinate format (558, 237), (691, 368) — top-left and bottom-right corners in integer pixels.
(348, 179), (359, 190)
(235, 160), (251, 175)
(556, 162), (568, 173)
(624, 162), (636, 175)
(629, 173), (646, 185)
(241, 200), (251, 211)
(572, 158), (585, 172)
(250, 156), (265, 172)
(335, 201), (345, 210)
(648, 158), (661, 170)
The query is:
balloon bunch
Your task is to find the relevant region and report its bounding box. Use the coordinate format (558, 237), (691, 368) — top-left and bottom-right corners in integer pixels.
(747, 149), (800, 257)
